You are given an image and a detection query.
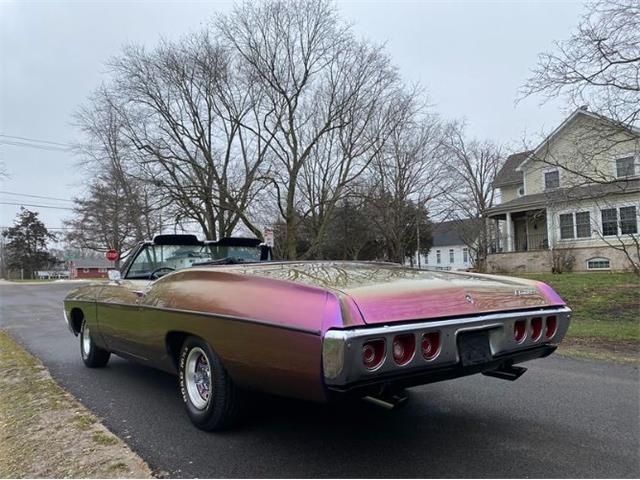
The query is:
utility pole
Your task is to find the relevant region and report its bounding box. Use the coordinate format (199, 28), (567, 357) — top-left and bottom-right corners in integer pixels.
(416, 207), (421, 269)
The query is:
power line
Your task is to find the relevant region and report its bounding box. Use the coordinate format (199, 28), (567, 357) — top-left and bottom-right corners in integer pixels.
(0, 201), (74, 211)
(0, 226), (74, 230)
(0, 140), (72, 152)
(0, 191), (75, 203)
(0, 134), (73, 148)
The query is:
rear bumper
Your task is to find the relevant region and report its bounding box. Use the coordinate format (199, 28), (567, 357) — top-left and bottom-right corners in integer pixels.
(327, 343), (556, 397)
(322, 306), (571, 389)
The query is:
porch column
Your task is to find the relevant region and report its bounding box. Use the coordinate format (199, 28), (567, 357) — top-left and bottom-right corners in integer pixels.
(545, 208), (554, 250)
(505, 211), (513, 252)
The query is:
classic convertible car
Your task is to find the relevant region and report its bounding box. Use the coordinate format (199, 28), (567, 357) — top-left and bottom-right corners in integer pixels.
(64, 234), (571, 430)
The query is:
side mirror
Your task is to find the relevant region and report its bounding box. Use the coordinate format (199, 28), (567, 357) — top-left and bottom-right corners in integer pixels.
(108, 270), (122, 282)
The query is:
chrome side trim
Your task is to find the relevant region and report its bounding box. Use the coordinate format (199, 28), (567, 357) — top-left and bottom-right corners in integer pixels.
(322, 306), (571, 386)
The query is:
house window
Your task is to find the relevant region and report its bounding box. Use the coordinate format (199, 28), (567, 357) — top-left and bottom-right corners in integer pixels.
(83, 268), (89, 273)
(620, 206), (638, 234)
(449, 249), (454, 263)
(517, 185), (525, 197)
(587, 258), (611, 270)
(436, 250), (441, 264)
(601, 208), (618, 236)
(601, 206), (638, 236)
(616, 156), (636, 178)
(98, 268), (107, 273)
(575, 211), (591, 238)
(463, 247), (469, 263)
(559, 213), (574, 239)
(544, 170), (560, 189)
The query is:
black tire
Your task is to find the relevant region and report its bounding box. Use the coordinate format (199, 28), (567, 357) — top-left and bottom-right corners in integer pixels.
(80, 319), (110, 368)
(179, 336), (240, 431)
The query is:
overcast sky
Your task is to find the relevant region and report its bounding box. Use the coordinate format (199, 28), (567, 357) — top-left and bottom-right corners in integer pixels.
(0, 0), (585, 233)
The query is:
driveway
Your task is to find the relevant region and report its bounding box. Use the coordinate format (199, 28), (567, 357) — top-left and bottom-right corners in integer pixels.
(1, 282), (638, 478)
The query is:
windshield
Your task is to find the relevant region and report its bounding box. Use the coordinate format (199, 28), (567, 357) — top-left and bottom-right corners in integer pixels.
(125, 243), (262, 279)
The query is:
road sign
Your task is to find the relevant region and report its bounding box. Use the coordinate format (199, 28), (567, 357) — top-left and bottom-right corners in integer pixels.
(105, 249), (119, 262)
(263, 228), (274, 247)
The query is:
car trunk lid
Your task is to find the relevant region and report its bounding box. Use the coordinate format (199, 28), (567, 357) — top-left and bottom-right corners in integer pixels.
(341, 274), (557, 324)
(224, 261), (563, 325)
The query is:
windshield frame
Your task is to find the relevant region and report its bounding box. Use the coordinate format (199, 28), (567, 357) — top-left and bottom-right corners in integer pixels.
(121, 238), (270, 280)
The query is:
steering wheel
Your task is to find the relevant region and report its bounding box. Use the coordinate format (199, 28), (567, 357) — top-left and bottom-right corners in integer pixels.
(149, 267), (175, 280)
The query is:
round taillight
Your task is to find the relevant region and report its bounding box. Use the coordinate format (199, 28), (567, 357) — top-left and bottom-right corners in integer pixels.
(421, 332), (440, 360)
(362, 339), (385, 370)
(392, 334), (415, 365)
(514, 320), (526, 343)
(546, 316), (558, 339)
(530, 317), (543, 341)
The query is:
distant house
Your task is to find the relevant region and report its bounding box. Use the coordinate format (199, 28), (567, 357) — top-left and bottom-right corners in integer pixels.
(36, 270), (70, 280)
(69, 258), (116, 279)
(416, 220), (474, 271)
(486, 107), (639, 272)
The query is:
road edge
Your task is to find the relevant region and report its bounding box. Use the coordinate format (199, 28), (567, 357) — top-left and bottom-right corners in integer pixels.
(0, 329), (154, 478)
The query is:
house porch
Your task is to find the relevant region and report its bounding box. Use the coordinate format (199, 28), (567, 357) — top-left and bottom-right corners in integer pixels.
(488, 208), (549, 253)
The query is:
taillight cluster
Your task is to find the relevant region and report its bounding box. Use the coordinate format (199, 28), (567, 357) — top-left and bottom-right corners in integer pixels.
(362, 339), (385, 370)
(362, 332), (441, 370)
(513, 315), (558, 343)
(421, 332), (440, 360)
(392, 334), (415, 365)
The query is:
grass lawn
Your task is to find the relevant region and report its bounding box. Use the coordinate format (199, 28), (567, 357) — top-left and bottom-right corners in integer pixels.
(511, 272), (639, 363)
(517, 272), (639, 342)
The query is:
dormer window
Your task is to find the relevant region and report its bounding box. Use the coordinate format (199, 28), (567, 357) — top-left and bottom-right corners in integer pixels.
(544, 170), (560, 190)
(616, 156), (636, 178)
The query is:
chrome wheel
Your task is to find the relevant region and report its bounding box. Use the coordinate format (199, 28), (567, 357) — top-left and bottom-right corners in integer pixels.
(81, 324), (91, 359)
(185, 347), (212, 410)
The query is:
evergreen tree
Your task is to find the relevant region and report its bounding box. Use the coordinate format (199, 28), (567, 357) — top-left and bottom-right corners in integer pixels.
(2, 208), (58, 279)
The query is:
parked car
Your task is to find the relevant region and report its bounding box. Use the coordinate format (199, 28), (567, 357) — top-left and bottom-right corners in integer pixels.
(63, 234), (571, 430)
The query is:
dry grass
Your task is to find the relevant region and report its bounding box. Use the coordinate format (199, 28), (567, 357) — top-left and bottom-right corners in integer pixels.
(0, 330), (153, 478)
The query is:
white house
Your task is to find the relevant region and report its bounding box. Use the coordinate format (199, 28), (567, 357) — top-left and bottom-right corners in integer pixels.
(416, 220), (473, 271)
(486, 107), (639, 272)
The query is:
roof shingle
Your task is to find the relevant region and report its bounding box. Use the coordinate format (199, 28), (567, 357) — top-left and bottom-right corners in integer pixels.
(493, 151), (531, 187)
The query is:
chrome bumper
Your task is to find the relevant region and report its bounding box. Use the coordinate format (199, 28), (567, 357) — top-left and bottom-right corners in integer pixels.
(322, 306), (571, 387)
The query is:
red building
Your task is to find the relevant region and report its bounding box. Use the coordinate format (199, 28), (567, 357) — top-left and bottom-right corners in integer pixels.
(69, 258), (116, 279)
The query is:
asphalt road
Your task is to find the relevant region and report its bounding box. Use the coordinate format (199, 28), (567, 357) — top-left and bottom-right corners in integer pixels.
(1, 282), (638, 478)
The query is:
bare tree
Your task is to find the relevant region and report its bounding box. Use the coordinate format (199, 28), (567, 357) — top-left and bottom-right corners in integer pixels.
(107, 32), (270, 240)
(442, 122), (502, 270)
(75, 86), (161, 242)
(520, 0), (639, 187)
(521, 0), (640, 273)
(365, 111), (447, 263)
(73, 0), (449, 261)
(522, 0), (639, 129)
(64, 171), (161, 265)
(218, 0), (405, 258)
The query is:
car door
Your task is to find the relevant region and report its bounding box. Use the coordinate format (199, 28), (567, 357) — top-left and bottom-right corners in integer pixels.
(97, 278), (152, 360)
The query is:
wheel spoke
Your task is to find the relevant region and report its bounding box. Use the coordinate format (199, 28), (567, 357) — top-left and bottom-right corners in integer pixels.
(185, 347), (213, 410)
